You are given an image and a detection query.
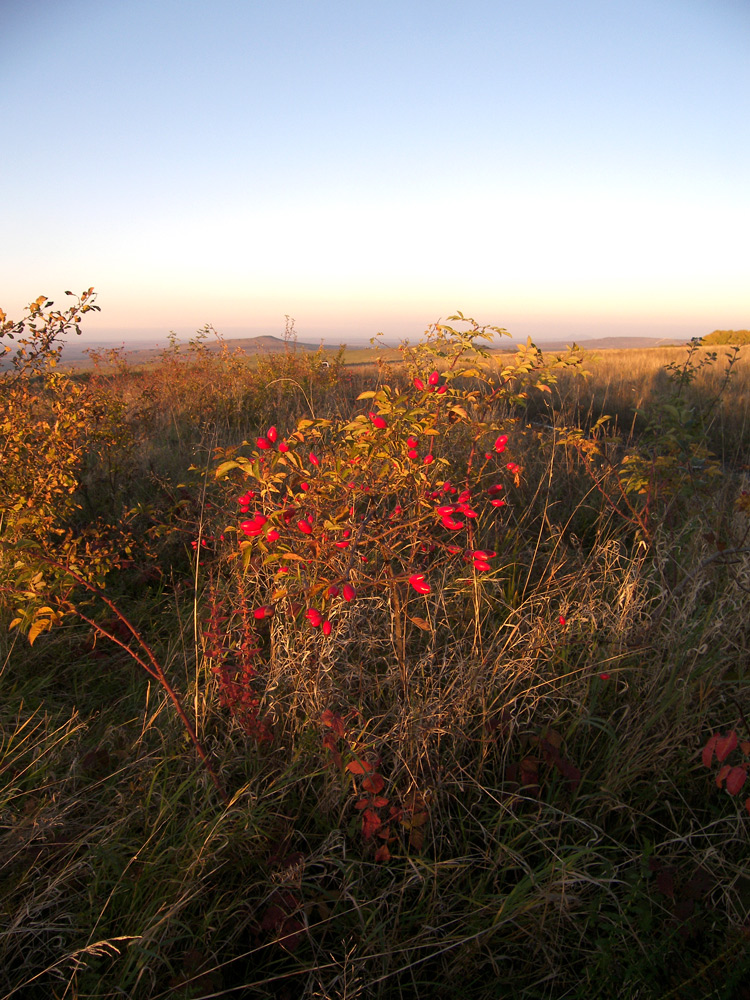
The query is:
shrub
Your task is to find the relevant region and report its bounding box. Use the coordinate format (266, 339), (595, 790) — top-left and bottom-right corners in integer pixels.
(0, 290), (134, 641)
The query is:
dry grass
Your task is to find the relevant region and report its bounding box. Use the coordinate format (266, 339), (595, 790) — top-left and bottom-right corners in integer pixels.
(543, 344), (750, 459)
(2, 338), (749, 999)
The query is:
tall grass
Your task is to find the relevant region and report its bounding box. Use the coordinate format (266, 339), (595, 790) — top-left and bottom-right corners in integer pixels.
(2, 331), (749, 999)
(536, 344), (750, 461)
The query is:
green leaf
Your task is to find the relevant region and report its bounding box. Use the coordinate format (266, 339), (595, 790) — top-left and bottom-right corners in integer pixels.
(215, 460), (240, 478)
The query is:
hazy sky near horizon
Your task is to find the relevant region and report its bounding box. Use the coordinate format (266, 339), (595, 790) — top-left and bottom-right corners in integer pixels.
(2, 0), (749, 345)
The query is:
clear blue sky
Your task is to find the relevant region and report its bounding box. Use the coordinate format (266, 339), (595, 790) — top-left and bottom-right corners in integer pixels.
(2, 0), (748, 345)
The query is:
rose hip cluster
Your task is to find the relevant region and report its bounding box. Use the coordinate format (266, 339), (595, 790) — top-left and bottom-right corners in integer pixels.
(229, 419), (516, 638)
(412, 370), (447, 394)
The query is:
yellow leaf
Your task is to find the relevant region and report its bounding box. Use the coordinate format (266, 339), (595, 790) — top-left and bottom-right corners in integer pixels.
(215, 460), (240, 478)
(29, 615), (54, 646)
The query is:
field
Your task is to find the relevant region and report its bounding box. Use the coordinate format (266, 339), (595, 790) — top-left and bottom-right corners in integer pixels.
(2, 298), (749, 999)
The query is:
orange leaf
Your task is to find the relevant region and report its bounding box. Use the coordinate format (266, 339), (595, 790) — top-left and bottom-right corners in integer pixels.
(407, 615), (432, 632)
(346, 759), (374, 775)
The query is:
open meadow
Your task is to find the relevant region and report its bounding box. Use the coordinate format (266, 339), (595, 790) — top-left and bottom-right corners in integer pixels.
(1, 297), (749, 999)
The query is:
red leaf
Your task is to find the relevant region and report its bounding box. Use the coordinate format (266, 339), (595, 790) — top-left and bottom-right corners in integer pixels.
(361, 809), (382, 840)
(725, 765), (747, 796)
(322, 733), (342, 769)
(278, 917), (305, 952)
(361, 773), (385, 794)
(554, 755), (582, 793)
(716, 764), (731, 788)
(370, 795), (390, 808)
(715, 730), (738, 763)
(321, 709), (347, 738)
(702, 734), (719, 768)
(656, 869), (675, 898)
(519, 756), (539, 787)
(374, 844), (391, 863)
(261, 904), (286, 932)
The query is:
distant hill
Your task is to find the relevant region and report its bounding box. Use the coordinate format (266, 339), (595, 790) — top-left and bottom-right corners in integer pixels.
(209, 335), (325, 352)
(53, 333), (333, 367)
(504, 336), (687, 353)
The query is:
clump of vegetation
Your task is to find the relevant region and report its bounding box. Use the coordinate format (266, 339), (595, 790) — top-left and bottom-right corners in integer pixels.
(1, 294), (748, 999)
(703, 329), (750, 345)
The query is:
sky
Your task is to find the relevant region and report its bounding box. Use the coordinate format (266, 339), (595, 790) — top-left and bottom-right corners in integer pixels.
(2, 0), (749, 346)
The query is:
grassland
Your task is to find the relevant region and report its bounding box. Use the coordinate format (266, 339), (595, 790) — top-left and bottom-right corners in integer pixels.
(2, 319), (749, 999)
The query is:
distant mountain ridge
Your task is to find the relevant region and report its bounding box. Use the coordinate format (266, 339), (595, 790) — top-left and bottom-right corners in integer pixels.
(55, 333), (328, 364)
(219, 335), (324, 352)
(47, 332), (690, 367)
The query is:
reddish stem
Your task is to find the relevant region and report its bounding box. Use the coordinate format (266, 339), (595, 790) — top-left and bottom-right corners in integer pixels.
(40, 558), (229, 805)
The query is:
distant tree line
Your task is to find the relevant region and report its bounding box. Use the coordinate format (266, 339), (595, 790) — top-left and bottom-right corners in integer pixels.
(703, 329), (750, 345)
